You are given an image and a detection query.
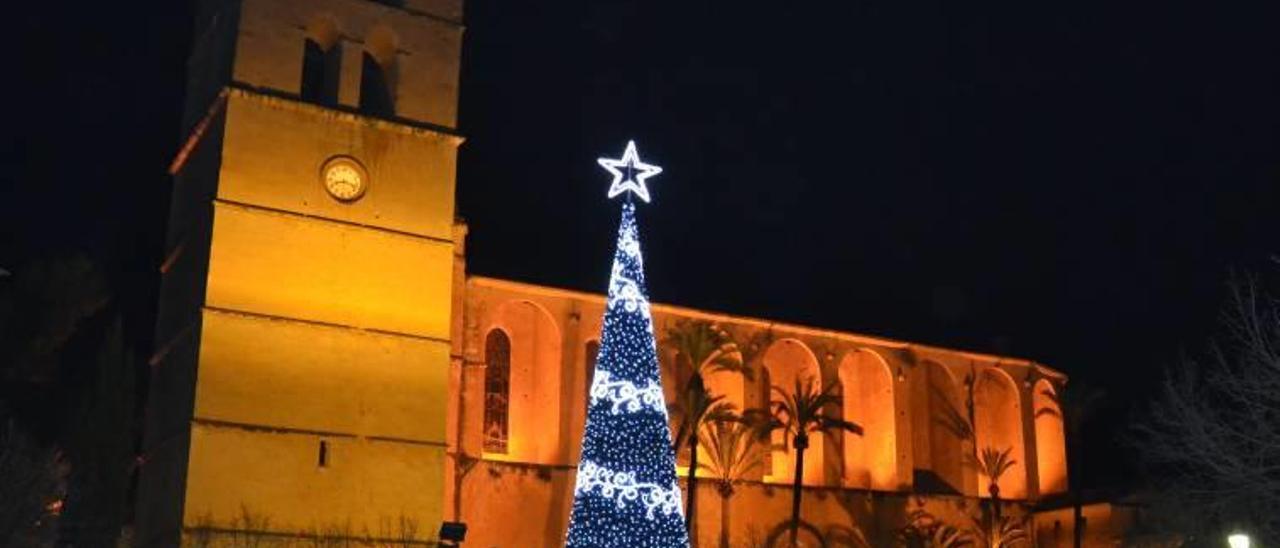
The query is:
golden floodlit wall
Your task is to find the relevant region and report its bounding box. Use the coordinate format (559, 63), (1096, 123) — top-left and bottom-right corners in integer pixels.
(838, 349), (899, 491)
(449, 276), (1072, 546)
(137, 0), (463, 545)
(231, 0), (462, 127)
(761, 339), (827, 486)
(192, 309), (450, 449)
(205, 196), (453, 338)
(1034, 379), (1069, 495)
(974, 367), (1029, 499)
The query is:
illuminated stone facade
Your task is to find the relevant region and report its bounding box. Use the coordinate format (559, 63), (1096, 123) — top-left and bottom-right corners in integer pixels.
(138, 0), (462, 545)
(139, 0), (1078, 546)
(448, 278), (1071, 547)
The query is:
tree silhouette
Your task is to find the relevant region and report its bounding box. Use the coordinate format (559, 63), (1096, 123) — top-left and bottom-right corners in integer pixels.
(663, 319), (749, 546)
(1133, 273), (1280, 542)
(767, 376), (861, 547)
(696, 420), (763, 548)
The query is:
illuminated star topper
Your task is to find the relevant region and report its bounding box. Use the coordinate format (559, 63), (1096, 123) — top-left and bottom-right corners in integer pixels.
(598, 140), (663, 203)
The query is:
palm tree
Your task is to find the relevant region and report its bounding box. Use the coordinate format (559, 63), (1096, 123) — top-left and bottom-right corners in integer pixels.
(662, 319), (750, 546)
(975, 446), (1017, 521)
(928, 368), (1028, 548)
(768, 376), (862, 547)
(969, 513), (1029, 548)
(900, 508), (973, 548)
(901, 503), (1028, 548)
(696, 420), (763, 548)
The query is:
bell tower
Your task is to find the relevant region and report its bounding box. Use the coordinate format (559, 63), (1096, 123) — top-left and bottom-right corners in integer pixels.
(138, 0), (463, 545)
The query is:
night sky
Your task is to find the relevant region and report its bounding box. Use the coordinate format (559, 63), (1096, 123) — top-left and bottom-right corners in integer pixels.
(5, 0), (1280, 488)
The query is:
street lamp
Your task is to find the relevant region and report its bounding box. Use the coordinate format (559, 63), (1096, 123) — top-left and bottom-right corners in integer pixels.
(439, 521), (467, 547)
(1228, 533), (1251, 548)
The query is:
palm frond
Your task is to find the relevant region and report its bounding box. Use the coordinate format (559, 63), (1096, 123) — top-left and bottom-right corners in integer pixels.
(703, 400), (738, 424)
(767, 375), (864, 440)
(933, 385), (975, 442)
(696, 421), (763, 487)
(1035, 382), (1106, 422)
(662, 319), (745, 377)
(669, 378), (737, 451)
(970, 514), (1030, 548)
(815, 415), (863, 436)
(736, 407), (777, 442)
(977, 446), (1017, 486)
(934, 523), (975, 548)
(899, 509), (974, 548)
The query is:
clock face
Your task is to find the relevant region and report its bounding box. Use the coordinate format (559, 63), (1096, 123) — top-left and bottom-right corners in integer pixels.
(321, 157), (368, 202)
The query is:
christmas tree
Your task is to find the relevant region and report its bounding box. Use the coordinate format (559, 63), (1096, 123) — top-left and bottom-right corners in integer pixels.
(565, 141), (690, 548)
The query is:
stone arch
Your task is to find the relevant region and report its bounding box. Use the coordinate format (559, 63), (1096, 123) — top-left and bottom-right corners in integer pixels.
(364, 25), (399, 67)
(974, 367), (1027, 499)
(305, 14), (341, 49)
(301, 14), (341, 105)
(762, 338), (824, 485)
(359, 25), (398, 116)
(1034, 379), (1068, 495)
(909, 360), (965, 494)
(836, 349), (897, 490)
(488, 300), (562, 463)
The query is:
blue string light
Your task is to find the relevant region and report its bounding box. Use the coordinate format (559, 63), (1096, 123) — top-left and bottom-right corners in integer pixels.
(565, 142), (689, 548)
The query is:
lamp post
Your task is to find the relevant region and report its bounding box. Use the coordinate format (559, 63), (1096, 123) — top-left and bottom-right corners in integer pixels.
(438, 521), (467, 547)
(1228, 533), (1251, 548)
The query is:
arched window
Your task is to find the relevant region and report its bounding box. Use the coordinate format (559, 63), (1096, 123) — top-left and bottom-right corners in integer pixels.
(837, 349), (897, 490)
(483, 329), (511, 454)
(584, 340), (600, 413)
(359, 53), (394, 116)
(910, 361), (965, 495)
(974, 368), (1027, 499)
(489, 300), (563, 462)
(301, 16), (340, 105)
(1034, 379), (1068, 495)
(359, 27), (398, 117)
(301, 39), (340, 104)
(761, 339), (824, 485)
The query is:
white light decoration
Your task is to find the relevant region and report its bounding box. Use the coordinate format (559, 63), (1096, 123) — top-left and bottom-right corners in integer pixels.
(574, 460), (683, 520)
(565, 143), (688, 547)
(1228, 533), (1251, 548)
(599, 140), (663, 203)
(588, 371), (666, 415)
(608, 262), (651, 321)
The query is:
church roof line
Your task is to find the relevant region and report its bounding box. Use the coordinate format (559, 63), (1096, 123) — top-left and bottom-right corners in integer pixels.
(467, 275), (1065, 380)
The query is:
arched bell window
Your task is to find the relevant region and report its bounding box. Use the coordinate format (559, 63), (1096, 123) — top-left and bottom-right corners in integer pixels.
(300, 16), (341, 105)
(359, 26), (398, 117)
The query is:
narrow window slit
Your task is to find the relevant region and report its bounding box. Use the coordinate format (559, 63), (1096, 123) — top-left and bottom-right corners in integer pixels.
(318, 440), (329, 468)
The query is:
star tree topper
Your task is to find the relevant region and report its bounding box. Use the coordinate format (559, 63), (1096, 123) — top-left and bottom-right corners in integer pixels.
(599, 140), (663, 203)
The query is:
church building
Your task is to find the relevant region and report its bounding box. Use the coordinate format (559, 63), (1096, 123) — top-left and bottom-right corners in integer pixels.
(136, 0), (1115, 546)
